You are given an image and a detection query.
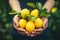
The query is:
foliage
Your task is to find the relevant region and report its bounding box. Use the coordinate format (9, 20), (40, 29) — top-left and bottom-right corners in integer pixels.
(0, 0), (12, 40)
(0, 0), (60, 40)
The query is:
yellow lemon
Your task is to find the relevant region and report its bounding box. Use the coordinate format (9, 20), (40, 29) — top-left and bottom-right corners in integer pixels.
(34, 18), (43, 28)
(31, 9), (39, 18)
(26, 21), (35, 33)
(51, 7), (57, 13)
(18, 19), (27, 28)
(21, 9), (30, 18)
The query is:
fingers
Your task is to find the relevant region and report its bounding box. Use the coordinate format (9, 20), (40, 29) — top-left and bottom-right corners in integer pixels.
(18, 28), (26, 32)
(32, 31), (41, 35)
(13, 15), (48, 37)
(30, 18), (48, 37)
(13, 15), (31, 36)
(30, 34), (36, 37)
(41, 17), (48, 30)
(46, 22), (48, 27)
(13, 15), (20, 30)
(13, 22), (18, 30)
(42, 18), (48, 29)
(34, 29), (43, 32)
(14, 23), (30, 36)
(43, 21), (48, 30)
(18, 28), (30, 36)
(13, 15), (20, 27)
(43, 18), (48, 27)
(32, 29), (43, 34)
(44, 22), (48, 29)
(18, 31), (30, 36)
(30, 31), (42, 37)
(30, 29), (43, 37)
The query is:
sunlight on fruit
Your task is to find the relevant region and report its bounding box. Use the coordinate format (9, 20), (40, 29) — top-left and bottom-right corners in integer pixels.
(34, 18), (43, 28)
(18, 19), (27, 28)
(31, 9), (39, 18)
(26, 21), (35, 33)
(21, 9), (30, 18)
(0, 0), (60, 40)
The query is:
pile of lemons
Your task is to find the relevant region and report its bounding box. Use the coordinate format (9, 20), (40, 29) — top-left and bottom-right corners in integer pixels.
(18, 8), (43, 33)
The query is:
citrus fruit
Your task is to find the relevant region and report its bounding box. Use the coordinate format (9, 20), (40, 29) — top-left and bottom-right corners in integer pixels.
(21, 9), (30, 18)
(26, 21), (35, 33)
(18, 19), (27, 28)
(51, 7), (57, 13)
(31, 9), (39, 18)
(34, 18), (43, 28)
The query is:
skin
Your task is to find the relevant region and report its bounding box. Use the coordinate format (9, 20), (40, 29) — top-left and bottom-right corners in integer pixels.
(9, 0), (55, 37)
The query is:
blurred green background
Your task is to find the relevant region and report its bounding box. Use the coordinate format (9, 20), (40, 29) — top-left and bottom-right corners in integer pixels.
(0, 0), (60, 40)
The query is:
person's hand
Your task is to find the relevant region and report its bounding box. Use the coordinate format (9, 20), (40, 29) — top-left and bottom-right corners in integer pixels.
(30, 17), (48, 37)
(13, 15), (30, 36)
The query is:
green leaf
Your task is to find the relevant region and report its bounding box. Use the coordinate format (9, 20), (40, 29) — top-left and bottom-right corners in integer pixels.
(27, 2), (36, 8)
(30, 16), (35, 20)
(9, 10), (17, 15)
(9, 13), (16, 15)
(44, 13), (51, 18)
(40, 12), (51, 18)
(42, 8), (47, 12)
(29, 16), (36, 21)
(36, 2), (42, 10)
(17, 13), (21, 18)
(39, 12), (45, 17)
(25, 14), (30, 18)
(24, 14), (31, 20)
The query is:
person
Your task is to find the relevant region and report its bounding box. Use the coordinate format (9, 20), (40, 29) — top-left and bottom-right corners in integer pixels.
(9, 0), (55, 40)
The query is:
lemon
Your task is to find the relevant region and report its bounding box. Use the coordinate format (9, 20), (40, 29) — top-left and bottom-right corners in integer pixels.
(51, 7), (57, 13)
(18, 19), (27, 28)
(21, 9), (30, 18)
(31, 9), (39, 18)
(34, 18), (43, 28)
(26, 21), (35, 33)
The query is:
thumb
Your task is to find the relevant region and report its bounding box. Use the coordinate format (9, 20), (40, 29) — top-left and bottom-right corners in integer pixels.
(13, 15), (20, 27)
(18, 28), (26, 32)
(43, 18), (48, 28)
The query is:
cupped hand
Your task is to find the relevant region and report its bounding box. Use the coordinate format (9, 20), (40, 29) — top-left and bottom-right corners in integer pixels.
(13, 15), (30, 36)
(13, 15), (48, 37)
(30, 17), (48, 37)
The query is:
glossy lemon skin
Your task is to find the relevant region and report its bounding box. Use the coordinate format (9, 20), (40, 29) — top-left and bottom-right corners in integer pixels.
(34, 18), (43, 28)
(18, 19), (27, 28)
(31, 9), (39, 18)
(21, 9), (30, 18)
(26, 21), (35, 33)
